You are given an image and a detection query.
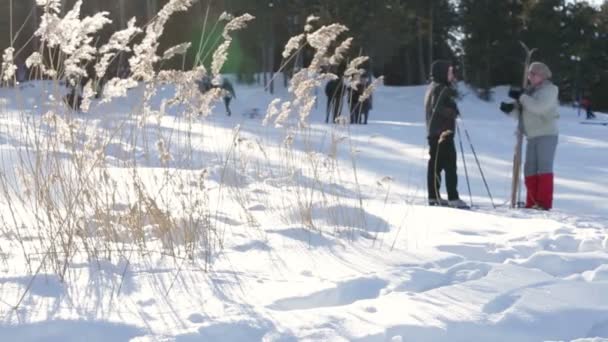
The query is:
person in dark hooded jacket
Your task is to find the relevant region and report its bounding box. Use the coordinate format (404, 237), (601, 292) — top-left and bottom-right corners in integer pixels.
(221, 78), (236, 116)
(348, 72), (373, 124)
(325, 77), (346, 123)
(423, 60), (468, 209)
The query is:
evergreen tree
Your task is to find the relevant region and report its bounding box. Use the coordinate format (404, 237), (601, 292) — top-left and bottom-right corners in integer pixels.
(460, 0), (523, 99)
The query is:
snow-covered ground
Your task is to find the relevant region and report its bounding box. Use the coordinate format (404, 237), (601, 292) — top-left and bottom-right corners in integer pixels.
(0, 79), (607, 342)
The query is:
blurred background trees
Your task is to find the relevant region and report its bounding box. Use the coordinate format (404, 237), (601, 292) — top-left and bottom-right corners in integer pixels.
(2, 0), (608, 108)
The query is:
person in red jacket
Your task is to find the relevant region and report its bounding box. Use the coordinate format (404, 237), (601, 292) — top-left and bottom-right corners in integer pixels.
(580, 96), (596, 119)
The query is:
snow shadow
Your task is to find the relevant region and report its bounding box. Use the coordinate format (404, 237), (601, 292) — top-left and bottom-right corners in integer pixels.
(353, 307), (608, 342)
(0, 274), (64, 298)
(267, 227), (336, 247)
(314, 204), (391, 233)
(268, 277), (388, 311)
(0, 320), (144, 342)
(175, 319), (297, 342)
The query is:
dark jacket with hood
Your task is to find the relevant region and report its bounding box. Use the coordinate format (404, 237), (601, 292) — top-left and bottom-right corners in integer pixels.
(424, 60), (459, 139)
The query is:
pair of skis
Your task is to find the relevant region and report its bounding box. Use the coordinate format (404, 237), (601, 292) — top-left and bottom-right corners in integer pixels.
(580, 120), (608, 126)
(510, 42), (537, 209)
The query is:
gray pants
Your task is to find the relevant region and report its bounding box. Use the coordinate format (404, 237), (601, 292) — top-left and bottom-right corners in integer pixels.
(524, 135), (558, 177)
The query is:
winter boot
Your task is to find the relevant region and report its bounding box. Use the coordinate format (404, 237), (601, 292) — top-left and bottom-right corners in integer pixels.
(525, 175), (539, 208)
(448, 198), (470, 209)
(536, 173), (554, 210)
(428, 198), (449, 206)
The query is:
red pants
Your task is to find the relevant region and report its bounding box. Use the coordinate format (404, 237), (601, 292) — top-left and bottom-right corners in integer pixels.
(525, 173), (554, 210)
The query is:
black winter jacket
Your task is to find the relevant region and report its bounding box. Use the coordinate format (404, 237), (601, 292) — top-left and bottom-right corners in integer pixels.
(424, 61), (459, 139)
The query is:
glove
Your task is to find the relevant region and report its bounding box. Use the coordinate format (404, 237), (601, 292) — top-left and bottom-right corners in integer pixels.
(500, 102), (515, 114)
(446, 102), (460, 117)
(508, 87), (523, 100)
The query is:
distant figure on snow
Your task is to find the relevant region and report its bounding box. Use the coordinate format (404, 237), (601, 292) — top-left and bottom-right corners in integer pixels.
(197, 75), (212, 94)
(197, 75), (236, 116)
(16, 60), (28, 84)
(580, 96), (596, 120)
(325, 77), (346, 124)
(221, 78), (236, 116)
(348, 72), (373, 125)
(64, 77), (86, 112)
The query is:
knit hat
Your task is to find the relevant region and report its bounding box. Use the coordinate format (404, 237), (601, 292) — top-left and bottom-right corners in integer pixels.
(431, 60), (451, 84)
(529, 62), (552, 79)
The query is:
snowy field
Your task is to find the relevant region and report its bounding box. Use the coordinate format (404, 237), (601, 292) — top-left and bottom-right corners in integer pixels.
(0, 79), (607, 342)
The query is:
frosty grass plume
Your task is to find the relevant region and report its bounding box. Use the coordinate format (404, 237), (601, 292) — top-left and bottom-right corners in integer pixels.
(1, 47), (17, 82)
(162, 42), (192, 60)
(345, 56), (370, 88)
(359, 76), (384, 103)
(282, 34), (306, 59)
(96, 17), (142, 79)
(130, 0), (195, 82)
(211, 14), (255, 83)
(265, 21), (352, 128)
(329, 37), (353, 66)
(34, 0), (111, 84)
(307, 24), (349, 71)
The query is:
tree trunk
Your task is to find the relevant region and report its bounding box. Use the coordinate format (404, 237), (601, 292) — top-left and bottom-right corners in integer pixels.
(428, 2), (434, 73)
(484, 38), (491, 98)
(118, 0), (126, 70)
(9, 0), (13, 45)
(118, 0), (126, 29)
(268, 36), (275, 94)
(265, 9), (276, 94)
(404, 48), (412, 85)
(146, 0), (157, 22)
(460, 54), (466, 84)
(262, 46), (267, 87)
(31, 0), (38, 52)
(416, 18), (426, 84)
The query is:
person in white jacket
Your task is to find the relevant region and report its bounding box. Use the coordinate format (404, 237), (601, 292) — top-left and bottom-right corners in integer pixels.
(500, 62), (559, 210)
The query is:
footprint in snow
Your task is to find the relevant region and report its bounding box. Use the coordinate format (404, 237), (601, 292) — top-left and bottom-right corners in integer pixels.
(188, 313), (205, 324)
(268, 277), (388, 311)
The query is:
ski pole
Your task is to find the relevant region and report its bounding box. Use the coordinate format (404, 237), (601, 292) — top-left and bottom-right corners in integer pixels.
(458, 119), (496, 209)
(456, 123), (473, 207)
